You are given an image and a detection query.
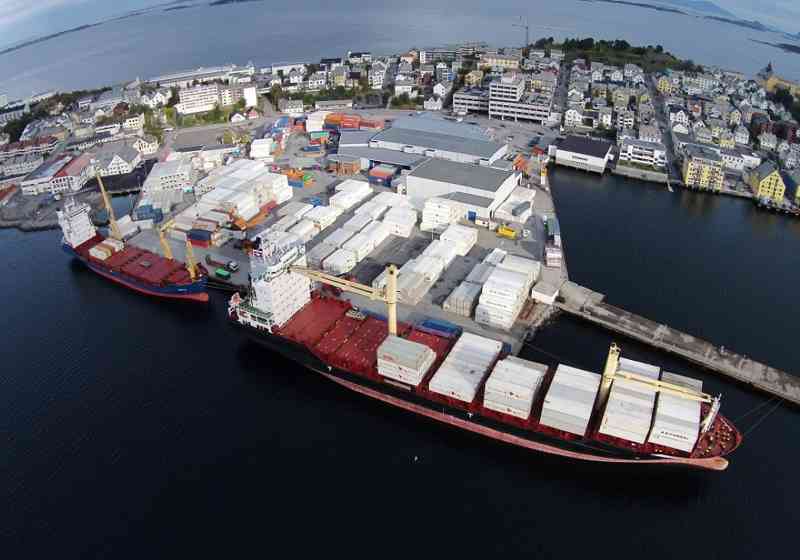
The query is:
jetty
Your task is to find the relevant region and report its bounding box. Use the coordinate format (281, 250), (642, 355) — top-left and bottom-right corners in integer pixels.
(556, 281), (800, 406)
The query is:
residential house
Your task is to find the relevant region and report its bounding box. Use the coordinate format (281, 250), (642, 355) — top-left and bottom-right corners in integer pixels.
(424, 97), (443, 111)
(433, 81), (452, 98)
(616, 109), (635, 130)
(123, 113), (145, 131)
(672, 122), (690, 135)
(277, 98), (304, 116)
(668, 106), (689, 126)
(564, 108), (583, 128)
(749, 161), (786, 202)
(758, 132), (778, 151)
(306, 71), (327, 91)
(720, 148), (745, 171)
(129, 135), (159, 156)
(618, 139), (667, 168)
(92, 142), (142, 177)
(719, 130), (735, 149)
(638, 124), (661, 144)
(657, 75), (673, 95)
(464, 70), (484, 87)
(734, 126), (750, 145)
(695, 127), (714, 144)
(394, 76), (416, 97)
(707, 118), (727, 139)
(598, 107), (614, 128)
(728, 107), (742, 126)
(330, 66), (348, 88)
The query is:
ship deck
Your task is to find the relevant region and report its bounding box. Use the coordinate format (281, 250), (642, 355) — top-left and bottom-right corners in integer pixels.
(75, 235), (197, 286)
(273, 294), (741, 460)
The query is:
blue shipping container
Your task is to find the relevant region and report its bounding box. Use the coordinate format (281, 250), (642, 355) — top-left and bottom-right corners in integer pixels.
(188, 229), (212, 241)
(288, 180), (304, 188)
(467, 211), (476, 221)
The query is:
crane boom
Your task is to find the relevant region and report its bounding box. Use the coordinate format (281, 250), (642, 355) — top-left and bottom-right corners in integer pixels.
(95, 170), (122, 240)
(184, 239), (198, 281)
(512, 16), (530, 48)
(158, 219), (175, 260)
(289, 264), (399, 335)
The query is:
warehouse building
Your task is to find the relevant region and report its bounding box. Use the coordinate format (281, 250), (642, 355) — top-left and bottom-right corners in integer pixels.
(369, 114), (507, 165)
(336, 145), (427, 171)
(405, 158), (520, 210)
(554, 135), (614, 174)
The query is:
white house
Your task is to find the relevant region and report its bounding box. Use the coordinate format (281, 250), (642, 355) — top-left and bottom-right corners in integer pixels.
(92, 143), (142, 176)
(130, 135), (159, 156)
(668, 106), (689, 126)
(306, 71), (327, 91)
(433, 81), (452, 98)
(424, 97), (443, 111)
(734, 125), (750, 145)
(720, 148), (745, 171)
(123, 113), (145, 131)
(564, 108), (583, 128)
(758, 132), (777, 151)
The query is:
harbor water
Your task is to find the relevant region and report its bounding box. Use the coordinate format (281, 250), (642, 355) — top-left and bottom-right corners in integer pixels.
(2, 170), (798, 557)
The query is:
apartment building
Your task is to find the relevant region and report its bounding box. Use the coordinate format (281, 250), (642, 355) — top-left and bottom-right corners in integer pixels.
(618, 139), (667, 168)
(682, 145), (724, 191)
(749, 161), (786, 203)
(481, 53), (521, 71)
(176, 83), (221, 115)
(452, 88), (491, 114)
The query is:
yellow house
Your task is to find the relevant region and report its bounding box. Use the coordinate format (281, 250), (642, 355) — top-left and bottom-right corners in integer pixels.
(657, 75), (673, 95)
(764, 74), (800, 97)
(718, 131), (735, 149)
(480, 53), (520, 70)
(749, 162), (786, 203)
(682, 146), (724, 191)
(464, 70), (484, 87)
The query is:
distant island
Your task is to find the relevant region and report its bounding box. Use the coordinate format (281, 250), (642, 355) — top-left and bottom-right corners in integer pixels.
(164, 5), (192, 11)
(209, 0), (262, 6)
(579, 0), (685, 15)
(703, 16), (770, 32)
(750, 39), (800, 55)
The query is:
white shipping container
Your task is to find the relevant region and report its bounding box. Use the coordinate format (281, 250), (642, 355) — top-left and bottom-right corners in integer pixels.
(322, 248), (357, 274)
(342, 232), (374, 261)
(306, 243), (338, 269)
(377, 335), (437, 386)
(428, 333), (502, 403)
(440, 224), (478, 256)
(483, 248), (507, 265)
(342, 213), (373, 233)
(413, 256), (444, 282)
(271, 214), (301, 232)
(443, 282), (482, 317)
(288, 219), (320, 243)
(498, 254), (541, 290)
(278, 201), (313, 218)
(322, 227), (355, 248)
(466, 263), (495, 285)
(360, 220), (391, 247)
(354, 201), (388, 220)
(540, 365), (601, 436)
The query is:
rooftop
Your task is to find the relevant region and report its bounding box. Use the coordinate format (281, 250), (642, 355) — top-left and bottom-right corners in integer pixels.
(24, 154), (72, 181)
(337, 145), (428, 167)
(441, 191), (495, 208)
(371, 127), (504, 160)
(408, 158), (515, 192)
(557, 136), (614, 158)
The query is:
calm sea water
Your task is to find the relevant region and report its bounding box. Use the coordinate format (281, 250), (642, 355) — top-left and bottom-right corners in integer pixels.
(1, 0), (799, 98)
(2, 170), (798, 557)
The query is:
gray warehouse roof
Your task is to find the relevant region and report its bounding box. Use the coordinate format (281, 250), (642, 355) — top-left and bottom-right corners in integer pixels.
(337, 145), (428, 168)
(337, 130), (376, 146)
(442, 191), (495, 208)
(390, 113), (492, 140)
(409, 158), (515, 192)
(371, 127), (504, 160)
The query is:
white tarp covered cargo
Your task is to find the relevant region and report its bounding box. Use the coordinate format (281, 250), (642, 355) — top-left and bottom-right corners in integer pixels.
(322, 227), (355, 248)
(360, 220), (391, 248)
(497, 254), (541, 291)
(443, 282), (482, 317)
(428, 333), (502, 403)
(306, 243), (338, 269)
(278, 201), (313, 218)
(484, 357), (548, 419)
(440, 224), (478, 256)
(377, 335), (436, 386)
(342, 232), (374, 261)
(354, 201), (388, 220)
(647, 371), (702, 452)
(322, 248), (357, 274)
(599, 358), (660, 444)
(342, 213), (373, 233)
(540, 365), (601, 436)
(288, 219), (319, 243)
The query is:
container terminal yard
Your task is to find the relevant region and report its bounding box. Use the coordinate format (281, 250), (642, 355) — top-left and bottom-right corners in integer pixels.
(102, 108), (799, 410)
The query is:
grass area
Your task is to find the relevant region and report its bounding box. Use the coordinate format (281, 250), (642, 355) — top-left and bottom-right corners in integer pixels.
(165, 100), (246, 129)
(390, 93), (420, 110)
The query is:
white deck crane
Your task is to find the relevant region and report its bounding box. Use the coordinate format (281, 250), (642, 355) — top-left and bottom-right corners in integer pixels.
(512, 16), (530, 49)
(288, 264), (399, 336)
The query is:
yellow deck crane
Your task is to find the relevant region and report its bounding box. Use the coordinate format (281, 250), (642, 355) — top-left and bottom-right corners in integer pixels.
(596, 343), (721, 433)
(158, 218), (199, 281)
(95, 169), (122, 241)
(288, 264), (399, 336)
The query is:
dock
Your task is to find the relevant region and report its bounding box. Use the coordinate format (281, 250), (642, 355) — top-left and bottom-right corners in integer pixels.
(556, 281), (800, 405)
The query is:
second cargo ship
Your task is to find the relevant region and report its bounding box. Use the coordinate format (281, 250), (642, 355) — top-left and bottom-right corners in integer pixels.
(229, 232), (742, 472)
(58, 196), (208, 302)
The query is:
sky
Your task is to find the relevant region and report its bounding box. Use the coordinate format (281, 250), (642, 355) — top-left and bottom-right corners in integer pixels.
(0, 0), (797, 47)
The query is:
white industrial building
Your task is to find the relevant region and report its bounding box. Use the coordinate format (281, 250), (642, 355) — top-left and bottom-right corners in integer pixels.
(142, 159), (195, 192)
(617, 139), (667, 168)
(488, 75), (552, 123)
(91, 142), (142, 176)
(453, 88), (490, 114)
(405, 158), (520, 212)
(555, 136), (615, 174)
(369, 114), (507, 165)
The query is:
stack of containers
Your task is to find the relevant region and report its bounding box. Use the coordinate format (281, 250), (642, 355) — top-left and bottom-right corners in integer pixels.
(306, 242), (338, 269)
(647, 371), (703, 452)
(304, 206), (340, 231)
(288, 219), (319, 243)
(421, 198), (461, 232)
(360, 221), (390, 248)
(422, 240), (458, 270)
(322, 248), (357, 274)
(278, 202), (313, 218)
(342, 213), (373, 233)
(322, 227), (355, 249)
(493, 186), (535, 223)
(497, 255), (541, 294)
(466, 262), (495, 285)
(484, 248), (507, 266)
(383, 207), (417, 238)
(372, 258), (417, 291)
(354, 200), (388, 220)
(372, 192), (412, 208)
(474, 268), (529, 330)
(540, 365), (601, 436)
(443, 282), (483, 317)
(341, 232), (374, 262)
(428, 333), (503, 403)
(545, 245), (563, 268)
(329, 190), (364, 212)
(377, 335), (437, 387)
(440, 224), (478, 256)
(116, 215), (139, 239)
(599, 358), (660, 444)
(483, 357), (548, 419)
(397, 269), (428, 304)
(412, 256), (444, 282)
(271, 214), (301, 232)
(368, 164), (395, 187)
(334, 179), (372, 199)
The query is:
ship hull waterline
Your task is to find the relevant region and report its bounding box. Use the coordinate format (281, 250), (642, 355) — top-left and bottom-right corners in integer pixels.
(64, 243), (210, 303)
(235, 321), (729, 472)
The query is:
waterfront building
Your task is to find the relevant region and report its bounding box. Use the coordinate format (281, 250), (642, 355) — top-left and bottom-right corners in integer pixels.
(419, 47), (457, 65)
(618, 139), (667, 169)
(749, 162), (786, 203)
(0, 103), (28, 125)
(720, 148), (745, 171)
(682, 145), (724, 192)
(91, 142), (142, 177)
(555, 136), (614, 174)
(0, 153), (44, 177)
(148, 64), (238, 88)
(783, 172), (800, 204)
(142, 159), (195, 192)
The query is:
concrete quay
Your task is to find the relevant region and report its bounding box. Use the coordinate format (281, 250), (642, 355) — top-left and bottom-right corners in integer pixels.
(556, 281), (800, 406)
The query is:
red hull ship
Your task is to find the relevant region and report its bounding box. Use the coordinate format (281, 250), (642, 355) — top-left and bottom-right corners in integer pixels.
(229, 233), (742, 472)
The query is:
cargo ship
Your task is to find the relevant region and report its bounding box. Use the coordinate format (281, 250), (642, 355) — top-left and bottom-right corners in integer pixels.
(229, 232), (742, 471)
(58, 196), (208, 302)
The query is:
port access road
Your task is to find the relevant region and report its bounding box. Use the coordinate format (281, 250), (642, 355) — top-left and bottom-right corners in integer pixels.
(556, 281), (800, 406)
